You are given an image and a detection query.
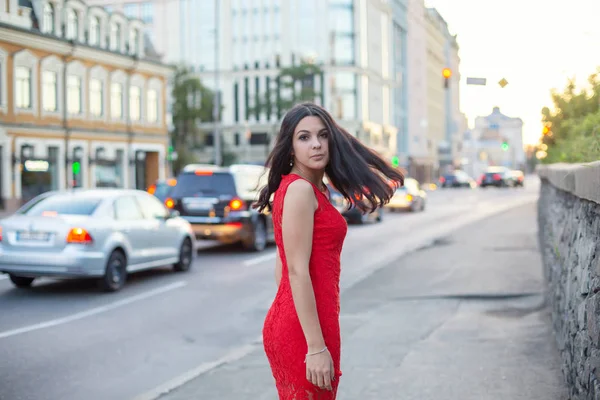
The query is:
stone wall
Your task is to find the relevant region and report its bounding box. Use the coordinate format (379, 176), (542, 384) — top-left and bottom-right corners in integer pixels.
(537, 161), (600, 400)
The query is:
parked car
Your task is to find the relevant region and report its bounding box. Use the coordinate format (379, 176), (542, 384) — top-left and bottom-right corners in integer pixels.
(165, 164), (274, 251)
(325, 183), (382, 224)
(148, 178), (177, 202)
(479, 167), (513, 188)
(386, 178), (427, 212)
(439, 170), (476, 188)
(0, 189), (195, 292)
(510, 170), (525, 187)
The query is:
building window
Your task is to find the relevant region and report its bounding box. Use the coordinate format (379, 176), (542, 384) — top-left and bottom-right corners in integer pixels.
(0, 50), (8, 110)
(147, 89), (158, 123)
(66, 9), (78, 40)
(43, 3), (54, 34)
(67, 75), (82, 114)
(129, 86), (141, 121)
(141, 2), (153, 23)
(111, 23), (121, 51)
(330, 72), (357, 120)
(42, 71), (57, 112)
(130, 29), (139, 55)
(90, 78), (103, 117)
(15, 67), (32, 109)
(110, 82), (123, 119)
(89, 16), (100, 46)
(123, 3), (138, 17)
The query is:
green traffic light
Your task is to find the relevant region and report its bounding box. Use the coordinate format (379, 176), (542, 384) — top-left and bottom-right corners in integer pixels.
(391, 156), (399, 168)
(72, 161), (81, 175)
(501, 143), (509, 151)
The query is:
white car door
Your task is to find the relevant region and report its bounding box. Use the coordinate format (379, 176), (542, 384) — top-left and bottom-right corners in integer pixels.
(135, 192), (181, 262)
(113, 196), (154, 266)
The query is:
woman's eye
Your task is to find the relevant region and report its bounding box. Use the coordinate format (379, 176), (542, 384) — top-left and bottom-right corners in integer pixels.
(320, 132), (328, 138)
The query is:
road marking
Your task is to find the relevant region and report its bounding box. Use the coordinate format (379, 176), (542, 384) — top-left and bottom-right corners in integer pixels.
(243, 251), (276, 266)
(0, 281), (187, 340)
(132, 335), (263, 400)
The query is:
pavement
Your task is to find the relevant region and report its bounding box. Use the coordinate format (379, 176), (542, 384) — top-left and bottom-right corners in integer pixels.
(0, 177), (568, 400)
(150, 199), (568, 399)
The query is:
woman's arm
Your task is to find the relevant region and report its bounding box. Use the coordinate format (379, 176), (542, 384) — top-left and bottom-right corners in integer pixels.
(281, 179), (324, 351)
(275, 248), (282, 287)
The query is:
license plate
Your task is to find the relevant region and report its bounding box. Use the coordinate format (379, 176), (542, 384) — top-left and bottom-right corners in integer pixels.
(17, 231), (51, 241)
(184, 198), (215, 211)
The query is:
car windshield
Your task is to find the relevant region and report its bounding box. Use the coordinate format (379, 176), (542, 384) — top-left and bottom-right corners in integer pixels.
(171, 172), (237, 197)
(21, 194), (103, 216)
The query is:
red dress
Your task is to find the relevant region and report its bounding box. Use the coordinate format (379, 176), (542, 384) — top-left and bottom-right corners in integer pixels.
(263, 174), (348, 399)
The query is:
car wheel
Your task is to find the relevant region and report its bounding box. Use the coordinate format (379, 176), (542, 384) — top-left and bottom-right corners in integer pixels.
(9, 275), (35, 288)
(174, 238), (193, 272)
(243, 219), (267, 252)
(99, 250), (127, 292)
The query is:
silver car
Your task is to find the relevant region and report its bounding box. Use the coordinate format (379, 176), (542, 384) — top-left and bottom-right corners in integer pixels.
(0, 189), (196, 292)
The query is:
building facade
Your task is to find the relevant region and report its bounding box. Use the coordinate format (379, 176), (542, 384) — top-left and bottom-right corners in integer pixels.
(0, 0), (172, 212)
(465, 107), (526, 179)
(88, 0), (401, 164)
(424, 7), (462, 178)
(406, 0), (431, 183)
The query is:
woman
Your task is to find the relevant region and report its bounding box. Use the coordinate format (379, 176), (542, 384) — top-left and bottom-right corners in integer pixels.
(254, 103), (404, 399)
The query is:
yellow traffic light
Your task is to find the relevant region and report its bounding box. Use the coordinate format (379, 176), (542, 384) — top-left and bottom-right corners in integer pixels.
(542, 126), (550, 135)
(442, 68), (452, 79)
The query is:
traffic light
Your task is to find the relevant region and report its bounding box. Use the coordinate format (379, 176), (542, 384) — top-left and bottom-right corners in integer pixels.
(501, 142), (509, 151)
(391, 156), (399, 168)
(442, 68), (452, 89)
(72, 161), (81, 175)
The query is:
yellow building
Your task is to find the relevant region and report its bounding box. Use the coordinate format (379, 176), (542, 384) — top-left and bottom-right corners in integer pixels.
(0, 0), (172, 212)
(425, 7), (448, 177)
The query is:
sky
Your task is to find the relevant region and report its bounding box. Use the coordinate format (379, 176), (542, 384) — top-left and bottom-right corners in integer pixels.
(424, 0), (600, 145)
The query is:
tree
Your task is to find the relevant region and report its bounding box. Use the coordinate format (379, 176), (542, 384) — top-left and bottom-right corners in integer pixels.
(170, 65), (221, 173)
(541, 68), (600, 163)
(251, 61), (323, 120)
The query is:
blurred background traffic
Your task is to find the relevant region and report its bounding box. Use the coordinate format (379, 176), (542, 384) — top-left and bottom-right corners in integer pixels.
(0, 0), (598, 399)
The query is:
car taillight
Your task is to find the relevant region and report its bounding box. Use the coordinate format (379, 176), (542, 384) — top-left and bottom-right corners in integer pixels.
(67, 228), (93, 244)
(165, 198), (175, 209)
(229, 198), (245, 211)
(0, 226), (3, 242)
(493, 174), (502, 180)
(439, 176), (446, 183)
(148, 184), (156, 195)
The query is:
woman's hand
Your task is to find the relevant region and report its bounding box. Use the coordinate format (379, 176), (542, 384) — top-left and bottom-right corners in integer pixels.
(305, 348), (335, 391)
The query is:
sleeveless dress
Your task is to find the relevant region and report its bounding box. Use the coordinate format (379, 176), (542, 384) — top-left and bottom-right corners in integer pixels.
(263, 173), (348, 400)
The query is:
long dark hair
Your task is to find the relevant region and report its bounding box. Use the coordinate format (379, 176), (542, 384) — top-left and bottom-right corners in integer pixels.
(253, 102), (404, 213)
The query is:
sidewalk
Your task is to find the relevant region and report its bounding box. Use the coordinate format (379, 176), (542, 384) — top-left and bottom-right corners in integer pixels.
(151, 202), (569, 400)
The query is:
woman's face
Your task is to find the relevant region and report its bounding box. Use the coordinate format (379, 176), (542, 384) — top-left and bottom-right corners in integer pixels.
(291, 116), (330, 171)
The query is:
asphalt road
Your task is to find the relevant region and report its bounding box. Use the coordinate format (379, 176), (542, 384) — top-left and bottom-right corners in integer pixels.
(0, 179), (542, 400)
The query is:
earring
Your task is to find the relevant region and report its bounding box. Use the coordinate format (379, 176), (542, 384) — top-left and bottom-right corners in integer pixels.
(289, 158), (294, 167)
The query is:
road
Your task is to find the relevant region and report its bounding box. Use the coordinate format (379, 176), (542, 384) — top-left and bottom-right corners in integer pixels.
(0, 179), (543, 400)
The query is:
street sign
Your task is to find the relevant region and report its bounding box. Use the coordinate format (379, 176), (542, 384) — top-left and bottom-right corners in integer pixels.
(498, 78), (509, 88)
(466, 77), (487, 86)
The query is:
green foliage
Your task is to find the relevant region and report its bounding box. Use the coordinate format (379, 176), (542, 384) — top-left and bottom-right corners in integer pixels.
(541, 68), (600, 163)
(251, 61), (323, 119)
(170, 65), (227, 172)
(543, 109), (600, 163)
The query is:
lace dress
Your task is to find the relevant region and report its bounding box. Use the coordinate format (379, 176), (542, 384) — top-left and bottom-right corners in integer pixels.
(263, 174), (348, 399)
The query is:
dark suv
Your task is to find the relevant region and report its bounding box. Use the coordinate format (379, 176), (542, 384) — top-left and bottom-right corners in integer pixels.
(165, 164), (274, 251)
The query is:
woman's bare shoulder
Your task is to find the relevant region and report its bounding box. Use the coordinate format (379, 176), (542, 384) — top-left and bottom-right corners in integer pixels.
(284, 179), (317, 210)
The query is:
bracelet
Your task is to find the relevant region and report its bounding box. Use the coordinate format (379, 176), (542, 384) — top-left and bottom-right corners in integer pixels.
(304, 346), (327, 363)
